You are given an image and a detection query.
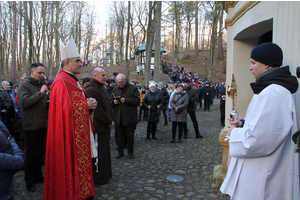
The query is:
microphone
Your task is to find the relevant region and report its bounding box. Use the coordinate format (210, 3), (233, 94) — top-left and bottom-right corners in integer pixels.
(40, 78), (49, 96)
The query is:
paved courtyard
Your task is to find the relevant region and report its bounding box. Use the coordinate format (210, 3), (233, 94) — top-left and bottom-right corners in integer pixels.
(14, 99), (230, 200)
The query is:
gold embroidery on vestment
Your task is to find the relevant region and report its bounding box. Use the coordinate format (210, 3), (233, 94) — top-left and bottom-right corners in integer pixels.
(71, 91), (92, 198)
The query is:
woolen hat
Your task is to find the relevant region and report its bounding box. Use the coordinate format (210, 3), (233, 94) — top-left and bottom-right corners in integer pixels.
(158, 82), (164, 87)
(250, 42), (283, 67)
(149, 83), (156, 88)
(183, 78), (191, 83)
(82, 77), (91, 86)
(108, 79), (115, 84)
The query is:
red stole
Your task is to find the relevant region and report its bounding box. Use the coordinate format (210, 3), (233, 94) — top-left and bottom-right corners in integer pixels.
(43, 71), (94, 200)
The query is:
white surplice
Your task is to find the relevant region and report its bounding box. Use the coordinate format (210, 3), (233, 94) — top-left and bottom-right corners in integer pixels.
(220, 84), (299, 200)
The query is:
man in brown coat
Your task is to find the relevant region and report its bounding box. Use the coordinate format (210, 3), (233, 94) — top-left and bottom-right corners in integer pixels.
(85, 67), (114, 184)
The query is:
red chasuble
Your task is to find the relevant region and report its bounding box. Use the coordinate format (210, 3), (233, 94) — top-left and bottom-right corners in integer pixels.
(43, 71), (94, 200)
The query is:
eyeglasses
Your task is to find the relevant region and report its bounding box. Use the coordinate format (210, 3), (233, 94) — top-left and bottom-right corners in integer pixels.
(117, 79), (125, 84)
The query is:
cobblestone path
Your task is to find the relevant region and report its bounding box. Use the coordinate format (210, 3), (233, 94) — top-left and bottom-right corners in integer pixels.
(14, 99), (230, 200)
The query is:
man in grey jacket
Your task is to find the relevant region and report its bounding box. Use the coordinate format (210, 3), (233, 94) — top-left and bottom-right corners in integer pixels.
(18, 62), (49, 192)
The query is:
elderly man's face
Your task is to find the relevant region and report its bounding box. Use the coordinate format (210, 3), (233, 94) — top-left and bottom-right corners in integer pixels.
(117, 77), (126, 88)
(94, 69), (107, 85)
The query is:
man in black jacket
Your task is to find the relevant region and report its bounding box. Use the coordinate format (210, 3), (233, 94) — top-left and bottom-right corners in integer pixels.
(111, 74), (140, 159)
(183, 79), (203, 139)
(201, 81), (212, 111)
(18, 62), (49, 192)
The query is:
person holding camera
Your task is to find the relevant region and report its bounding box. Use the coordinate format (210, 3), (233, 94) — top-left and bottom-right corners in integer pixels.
(112, 74), (140, 159)
(18, 62), (49, 192)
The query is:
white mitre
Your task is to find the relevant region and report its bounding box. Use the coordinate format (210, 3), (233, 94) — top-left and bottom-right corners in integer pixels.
(60, 36), (80, 60)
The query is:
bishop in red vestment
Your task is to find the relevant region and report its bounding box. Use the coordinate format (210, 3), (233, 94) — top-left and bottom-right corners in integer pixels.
(43, 39), (97, 199)
(43, 70), (95, 200)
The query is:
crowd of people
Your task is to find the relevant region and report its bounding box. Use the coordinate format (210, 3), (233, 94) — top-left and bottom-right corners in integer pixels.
(0, 61), (226, 199)
(0, 41), (298, 200)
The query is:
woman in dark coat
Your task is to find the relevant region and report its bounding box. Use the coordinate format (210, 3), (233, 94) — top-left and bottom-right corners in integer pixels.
(1, 81), (19, 143)
(170, 84), (188, 143)
(143, 83), (162, 139)
(0, 120), (26, 200)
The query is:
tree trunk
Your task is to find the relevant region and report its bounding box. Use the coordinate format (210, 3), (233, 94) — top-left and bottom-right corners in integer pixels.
(23, 1), (28, 74)
(195, 2), (198, 52)
(145, 1), (155, 84)
(18, 1), (23, 71)
(154, 1), (161, 83)
(41, 1), (47, 65)
(217, 2), (224, 60)
(28, 1), (33, 65)
(49, 2), (54, 78)
(110, 23), (114, 66)
(10, 1), (17, 83)
(174, 2), (182, 64)
(125, 1), (131, 79)
(54, 1), (60, 69)
(201, 20), (206, 50)
(207, 2), (221, 83)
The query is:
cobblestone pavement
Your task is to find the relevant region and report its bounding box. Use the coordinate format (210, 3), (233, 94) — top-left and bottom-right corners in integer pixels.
(14, 99), (230, 200)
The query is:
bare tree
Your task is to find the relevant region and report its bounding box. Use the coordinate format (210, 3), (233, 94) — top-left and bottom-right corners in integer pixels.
(11, 1), (17, 83)
(217, 2), (224, 60)
(28, 1), (33, 65)
(183, 1), (195, 59)
(195, 2), (198, 52)
(18, 1), (23, 71)
(154, 1), (161, 82)
(83, 8), (96, 62)
(22, 1), (28, 74)
(145, 1), (155, 84)
(125, 1), (130, 78)
(111, 2), (125, 62)
(41, 1), (47, 65)
(174, 1), (183, 65)
(207, 1), (222, 82)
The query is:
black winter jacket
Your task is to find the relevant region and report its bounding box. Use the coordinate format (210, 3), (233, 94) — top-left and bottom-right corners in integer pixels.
(0, 121), (26, 200)
(111, 82), (140, 126)
(185, 85), (198, 112)
(142, 90), (162, 122)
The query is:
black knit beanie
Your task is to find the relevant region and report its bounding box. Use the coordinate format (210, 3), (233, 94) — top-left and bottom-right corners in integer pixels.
(250, 42), (283, 67)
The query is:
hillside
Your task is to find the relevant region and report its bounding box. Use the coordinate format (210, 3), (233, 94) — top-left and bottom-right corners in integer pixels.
(9, 50), (226, 86)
